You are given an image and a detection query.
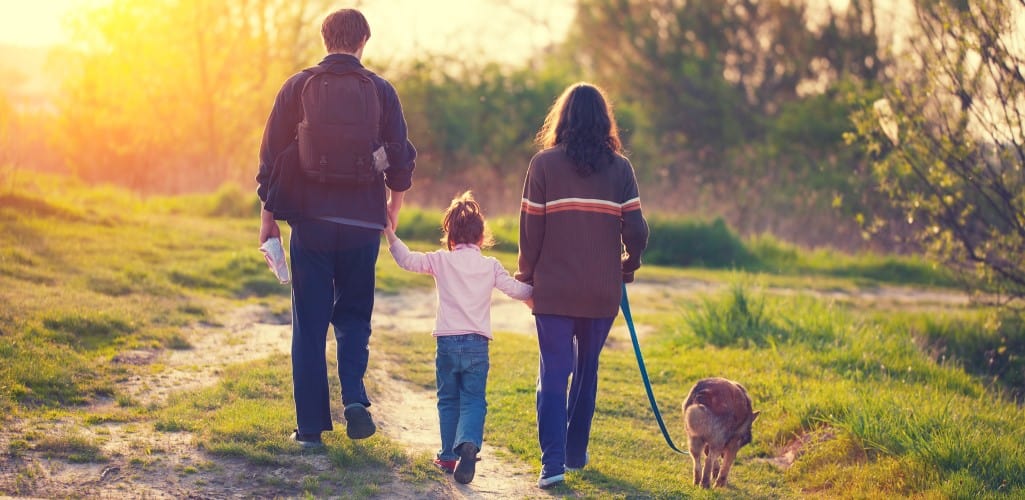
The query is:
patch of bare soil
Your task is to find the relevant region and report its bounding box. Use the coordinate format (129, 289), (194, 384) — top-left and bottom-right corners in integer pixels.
(760, 428), (837, 470)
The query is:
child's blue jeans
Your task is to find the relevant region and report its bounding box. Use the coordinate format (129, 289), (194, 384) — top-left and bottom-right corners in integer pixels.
(435, 334), (490, 461)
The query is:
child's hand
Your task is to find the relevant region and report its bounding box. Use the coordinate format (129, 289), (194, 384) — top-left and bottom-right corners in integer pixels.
(524, 297), (534, 311)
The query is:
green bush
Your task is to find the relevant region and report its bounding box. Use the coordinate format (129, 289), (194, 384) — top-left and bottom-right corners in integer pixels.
(645, 216), (754, 268)
(395, 208), (442, 244)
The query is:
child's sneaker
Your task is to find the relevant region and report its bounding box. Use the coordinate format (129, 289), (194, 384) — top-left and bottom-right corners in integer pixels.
(453, 443), (479, 484)
(537, 472), (565, 489)
(433, 458), (457, 474)
(343, 403), (377, 439)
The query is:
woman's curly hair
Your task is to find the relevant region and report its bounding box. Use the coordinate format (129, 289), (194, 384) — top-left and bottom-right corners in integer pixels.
(535, 83), (622, 176)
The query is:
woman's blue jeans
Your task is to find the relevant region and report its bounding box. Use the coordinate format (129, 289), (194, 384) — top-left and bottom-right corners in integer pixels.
(435, 334), (490, 461)
(535, 314), (614, 477)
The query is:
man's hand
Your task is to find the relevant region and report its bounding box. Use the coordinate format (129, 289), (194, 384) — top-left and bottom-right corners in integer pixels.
(382, 218), (398, 245)
(260, 207), (281, 244)
(387, 189), (404, 232)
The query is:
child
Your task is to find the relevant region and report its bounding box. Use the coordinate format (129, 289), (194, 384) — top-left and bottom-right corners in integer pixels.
(384, 191), (532, 485)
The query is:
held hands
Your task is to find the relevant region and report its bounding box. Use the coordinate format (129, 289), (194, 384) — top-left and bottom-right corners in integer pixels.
(386, 189), (404, 232)
(524, 297), (534, 311)
(383, 218), (398, 245)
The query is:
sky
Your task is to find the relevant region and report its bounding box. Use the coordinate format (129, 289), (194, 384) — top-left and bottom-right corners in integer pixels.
(0, 0), (578, 64)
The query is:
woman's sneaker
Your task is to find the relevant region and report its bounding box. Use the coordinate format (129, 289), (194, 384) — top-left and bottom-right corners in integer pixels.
(537, 472), (565, 489)
(453, 443), (479, 484)
(566, 452), (589, 472)
(343, 403), (377, 439)
(289, 429), (323, 448)
(433, 458), (457, 474)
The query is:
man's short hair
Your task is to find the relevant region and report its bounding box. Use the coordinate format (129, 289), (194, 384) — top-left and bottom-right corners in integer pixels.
(322, 9), (371, 53)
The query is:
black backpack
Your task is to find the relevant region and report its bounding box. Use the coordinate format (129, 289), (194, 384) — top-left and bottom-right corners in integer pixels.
(296, 66), (382, 185)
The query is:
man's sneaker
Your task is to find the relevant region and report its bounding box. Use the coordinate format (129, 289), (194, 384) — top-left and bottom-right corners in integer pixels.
(566, 452), (589, 472)
(290, 429), (323, 448)
(433, 458), (457, 474)
(537, 472), (565, 489)
(453, 443), (479, 484)
(344, 403), (377, 439)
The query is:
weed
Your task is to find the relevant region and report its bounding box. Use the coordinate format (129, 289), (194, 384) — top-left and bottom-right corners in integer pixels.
(34, 433), (107, 463)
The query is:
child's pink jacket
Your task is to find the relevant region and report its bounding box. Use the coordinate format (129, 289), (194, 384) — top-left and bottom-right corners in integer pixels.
(388, 238), (532, 339)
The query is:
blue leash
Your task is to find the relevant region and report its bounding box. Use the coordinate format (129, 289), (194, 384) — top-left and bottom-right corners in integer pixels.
(621, 283), (689, 455)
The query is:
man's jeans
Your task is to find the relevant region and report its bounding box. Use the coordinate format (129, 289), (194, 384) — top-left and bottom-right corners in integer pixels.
(289, 219), (379, 435)
(435, 334), (490, 461)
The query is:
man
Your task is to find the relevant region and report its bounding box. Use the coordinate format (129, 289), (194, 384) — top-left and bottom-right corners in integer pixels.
(256, 8), (416, 446)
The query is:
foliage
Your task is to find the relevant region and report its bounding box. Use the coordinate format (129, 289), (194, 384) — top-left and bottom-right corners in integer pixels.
(54, 0), (332, 192)
(620, 213), (953, 286)
(569, 0), (880, 154)
(850, 0), (1025, 303)
(387, 56), (574, 203)
(560, 0), (891, 251)
(644, 216), (754, 268)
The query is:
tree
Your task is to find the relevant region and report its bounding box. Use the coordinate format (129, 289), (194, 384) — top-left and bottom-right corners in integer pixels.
(568, 0), (881, 156)
(562, 0), (890, 250)
(54, 0), (332, 192)
(389, 56), (573, 205)
(851, 0), (1025, 302)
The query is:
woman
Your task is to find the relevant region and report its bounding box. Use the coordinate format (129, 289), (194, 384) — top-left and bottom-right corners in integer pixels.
(516, 82), (649, 489)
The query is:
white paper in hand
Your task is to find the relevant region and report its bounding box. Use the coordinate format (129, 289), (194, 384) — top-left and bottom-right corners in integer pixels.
(372, 146), (389, 172)
(260, 237), (291, 284)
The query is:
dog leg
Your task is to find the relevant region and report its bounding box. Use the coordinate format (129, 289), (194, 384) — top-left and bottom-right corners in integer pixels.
(700, 445), (720, 488)
(714, 446), (739, 488)
(688, 436), (705, 485)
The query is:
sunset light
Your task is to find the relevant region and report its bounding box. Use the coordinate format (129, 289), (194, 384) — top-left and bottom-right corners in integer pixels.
(0, 0), (576, 63)
(0, 0), (97, 47)
(3, 2), (1025, 496)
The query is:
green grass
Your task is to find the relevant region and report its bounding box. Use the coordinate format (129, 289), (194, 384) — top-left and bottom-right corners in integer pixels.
(371, 279), (1025, 497)
(0, 173), (288, 414)
(5, 171), (1024, 498)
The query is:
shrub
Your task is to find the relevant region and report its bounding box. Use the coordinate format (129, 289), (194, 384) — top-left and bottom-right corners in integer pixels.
(644, 217), (753, 268)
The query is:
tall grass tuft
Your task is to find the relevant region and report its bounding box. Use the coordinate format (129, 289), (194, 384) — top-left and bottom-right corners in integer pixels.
(687, 284), (777, 347)
(904, 311), (1025, 402)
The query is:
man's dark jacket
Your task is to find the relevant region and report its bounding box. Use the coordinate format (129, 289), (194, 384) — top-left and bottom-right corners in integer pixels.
(256, 53), (416, 229)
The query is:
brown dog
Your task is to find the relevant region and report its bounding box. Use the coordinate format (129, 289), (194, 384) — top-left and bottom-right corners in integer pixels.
(683, 377), (759, 488)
